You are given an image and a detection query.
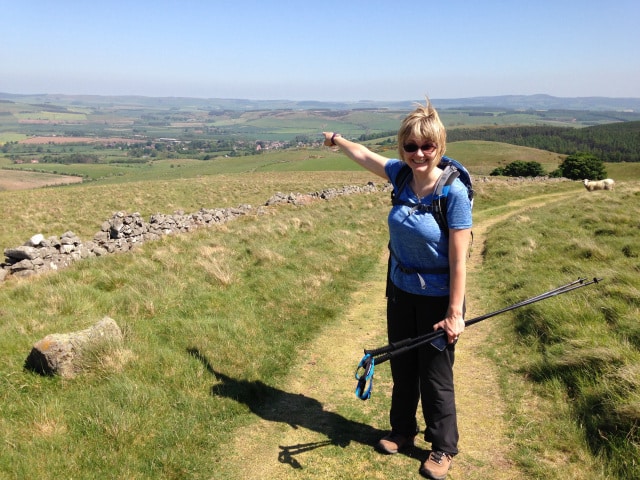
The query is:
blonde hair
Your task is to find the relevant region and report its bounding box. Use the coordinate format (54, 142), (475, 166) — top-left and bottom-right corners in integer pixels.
(397, 99), (447, 161)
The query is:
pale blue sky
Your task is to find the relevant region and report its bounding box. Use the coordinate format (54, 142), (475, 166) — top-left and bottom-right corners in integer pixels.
(2, 0), (639, 101)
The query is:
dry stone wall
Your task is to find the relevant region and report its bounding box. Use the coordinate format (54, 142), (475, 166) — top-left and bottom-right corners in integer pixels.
(1, 182), (387, 283)
(1, 176), (567, 284)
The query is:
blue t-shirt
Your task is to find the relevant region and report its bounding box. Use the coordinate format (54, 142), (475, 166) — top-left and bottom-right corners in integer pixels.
(385, 159), (473, 296)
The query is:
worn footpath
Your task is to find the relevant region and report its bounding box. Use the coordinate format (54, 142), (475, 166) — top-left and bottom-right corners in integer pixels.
(215, 192), (575, 479)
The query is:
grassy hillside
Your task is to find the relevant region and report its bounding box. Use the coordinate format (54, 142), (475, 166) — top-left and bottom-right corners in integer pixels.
(1, 142), (639, 478)
(2, 140), (636, 251)
(0, 191), (391, 478)
(476, 183), (640, 478)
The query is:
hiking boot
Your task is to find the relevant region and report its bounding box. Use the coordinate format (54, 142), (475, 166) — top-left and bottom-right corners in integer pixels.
(376, 432), (415, 454)
(420, 450), (452, 480)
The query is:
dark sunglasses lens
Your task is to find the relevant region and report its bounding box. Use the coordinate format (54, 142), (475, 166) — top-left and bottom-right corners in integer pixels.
(403, 143), (435, 153)
(403, 144), (419, 153)
(422, 144), (436, 153)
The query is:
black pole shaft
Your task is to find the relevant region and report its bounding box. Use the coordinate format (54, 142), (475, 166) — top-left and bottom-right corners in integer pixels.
(464, 278), (598, 327)
(366, 277), (601, 365)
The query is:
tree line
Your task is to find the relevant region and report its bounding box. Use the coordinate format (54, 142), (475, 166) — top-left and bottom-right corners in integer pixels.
(447, 121), (640, 163)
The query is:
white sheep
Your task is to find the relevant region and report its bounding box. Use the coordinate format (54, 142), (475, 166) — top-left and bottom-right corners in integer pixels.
(583, 178), (615, 191)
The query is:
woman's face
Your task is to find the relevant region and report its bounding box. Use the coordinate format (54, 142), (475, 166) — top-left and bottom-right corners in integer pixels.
(402, 135), (438, 172)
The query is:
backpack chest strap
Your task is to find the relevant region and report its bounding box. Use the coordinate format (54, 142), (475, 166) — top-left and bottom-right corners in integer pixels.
(393, 200), (435, 214)
(389, 245), (449, 275)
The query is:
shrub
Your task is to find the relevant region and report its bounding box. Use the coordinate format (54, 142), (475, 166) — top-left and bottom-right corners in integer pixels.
(490, 160), (546, 177)
(552, 152), (607, 180)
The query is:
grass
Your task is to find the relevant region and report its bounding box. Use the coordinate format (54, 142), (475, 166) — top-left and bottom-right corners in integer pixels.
(475, 181), (640, 478)
(3, 136), (629, 188)
(0, 169), (378, 250)
(0, 133), (27, 143)
(447, 140), (565, 176)
(14, 111), (87, 122)
(0, 191), (390, 478)
(0, 148), (365, 182)
(1, 142), (639, 478)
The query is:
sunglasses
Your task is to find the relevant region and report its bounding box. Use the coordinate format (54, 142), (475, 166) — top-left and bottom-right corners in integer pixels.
(403, 142), (437, 154)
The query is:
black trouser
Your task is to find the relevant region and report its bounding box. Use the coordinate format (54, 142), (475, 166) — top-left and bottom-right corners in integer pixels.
(386, 282), (460, 455)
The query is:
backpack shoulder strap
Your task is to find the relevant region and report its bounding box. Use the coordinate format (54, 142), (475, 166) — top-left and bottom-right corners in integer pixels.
(433, 164), (460, 197)
(431, 160), (462, 233)
(439, 156), (474, 203)
(391, 163), (413, 205)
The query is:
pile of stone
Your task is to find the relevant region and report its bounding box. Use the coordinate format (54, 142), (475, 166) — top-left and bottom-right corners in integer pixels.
(265, 181), (385, 205)
(2, 232), (86, 281)
(1, 206), (254, 282)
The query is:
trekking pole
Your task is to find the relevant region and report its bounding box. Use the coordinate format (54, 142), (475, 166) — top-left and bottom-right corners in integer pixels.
(355, 277), (602, 400)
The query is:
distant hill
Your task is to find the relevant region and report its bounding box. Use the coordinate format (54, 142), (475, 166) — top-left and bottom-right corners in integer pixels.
(0, 92), (638, 112)
(431, 94), (640, 112)
(448, 121), (640, 163)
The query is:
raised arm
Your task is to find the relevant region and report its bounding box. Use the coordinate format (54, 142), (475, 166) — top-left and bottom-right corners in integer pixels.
(323, 132), (389, 180)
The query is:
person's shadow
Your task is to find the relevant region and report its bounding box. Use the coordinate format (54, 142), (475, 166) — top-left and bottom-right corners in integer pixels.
(187, 347), (427, 469)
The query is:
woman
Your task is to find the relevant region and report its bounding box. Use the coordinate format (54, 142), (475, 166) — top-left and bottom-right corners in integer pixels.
(323, 100), (472, 480)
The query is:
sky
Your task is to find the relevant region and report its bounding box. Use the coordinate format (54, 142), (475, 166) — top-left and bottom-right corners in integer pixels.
(2, 0), (639, 102)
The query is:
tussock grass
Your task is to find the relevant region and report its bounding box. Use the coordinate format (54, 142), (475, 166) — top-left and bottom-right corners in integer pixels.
(0, 188), (390, 478)
(479, 181), (640, 479)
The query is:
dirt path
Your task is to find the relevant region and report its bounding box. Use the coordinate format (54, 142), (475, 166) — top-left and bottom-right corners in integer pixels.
(217, 191), (574, 479)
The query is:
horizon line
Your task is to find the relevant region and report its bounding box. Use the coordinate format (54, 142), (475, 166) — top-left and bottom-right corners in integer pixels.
(1, 91), (640, 103)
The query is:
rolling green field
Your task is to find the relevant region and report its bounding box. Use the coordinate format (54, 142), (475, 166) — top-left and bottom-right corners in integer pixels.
(0, 139), (581, 250)
(2, 94), (635, 148)
(1, 99), (640, 479)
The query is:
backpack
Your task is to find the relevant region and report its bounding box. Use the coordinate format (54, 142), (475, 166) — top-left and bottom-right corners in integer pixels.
(390, 156), (474, 234)
(386, 156), (474, 294)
